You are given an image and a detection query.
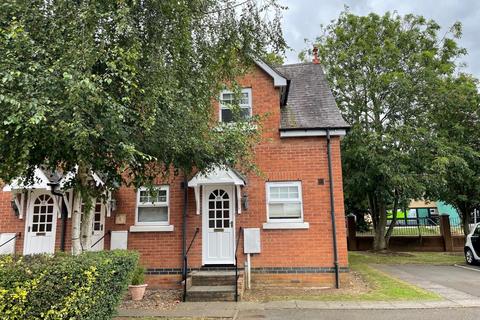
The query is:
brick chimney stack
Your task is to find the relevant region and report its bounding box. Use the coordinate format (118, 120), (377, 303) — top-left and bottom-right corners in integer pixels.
(312, 46), (319, 64)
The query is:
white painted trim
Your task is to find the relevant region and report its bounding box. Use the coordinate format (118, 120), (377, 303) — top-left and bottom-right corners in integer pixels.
(254, 59), (287, 87)
(194, 186), (200, 215)
(262, 222), (310, 230)
(280, 129), (347, 138)
(236, 185), (242, 214)
(188, 166), (245, 187)
(219, 88), (253, 123)
(23, 191), (58, 255)
(13, 193), (24, 220)
(134, 185), (170, 226)
(129, 225), (174, 232)
(266, 181), (304, 223)
(63, 190), (73, 218)
(19, 192), (25, 220)
(202, 185), (235, 265)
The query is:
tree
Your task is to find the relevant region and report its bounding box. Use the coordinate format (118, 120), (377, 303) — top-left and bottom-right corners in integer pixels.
(427, 74), (480, 236)
(0, 0), (285, 253)
(303, 11), (465, 249)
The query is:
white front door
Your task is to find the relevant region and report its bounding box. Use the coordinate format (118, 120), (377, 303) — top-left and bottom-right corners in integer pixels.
(90, 200), (105, 251)
(202, 185), (235, 265)
(24, 193), (58, 254)
(82, 199), (105, 251)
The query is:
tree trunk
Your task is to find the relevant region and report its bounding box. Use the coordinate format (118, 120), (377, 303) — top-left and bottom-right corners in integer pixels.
(71, 191), (82, 255)
(71, 163), (93, 255)
(384, 191), (399, 248)
(80, 196), (94, 251)
(372, 199), (387, 250)
(460, 208), (472, 237)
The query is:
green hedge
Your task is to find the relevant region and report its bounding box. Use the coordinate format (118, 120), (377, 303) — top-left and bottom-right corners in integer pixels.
(0, 250), (138, 320)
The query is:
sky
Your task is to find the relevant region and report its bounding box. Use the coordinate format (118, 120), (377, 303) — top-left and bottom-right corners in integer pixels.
(279, 0), (480, 77)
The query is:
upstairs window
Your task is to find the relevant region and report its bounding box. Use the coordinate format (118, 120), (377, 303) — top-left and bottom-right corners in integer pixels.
(220, 88), (252, 123)
(136, 186), (169, 225)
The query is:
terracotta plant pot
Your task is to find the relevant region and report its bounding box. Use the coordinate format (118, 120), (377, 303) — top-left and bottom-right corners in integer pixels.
(129, 284), (148, 301)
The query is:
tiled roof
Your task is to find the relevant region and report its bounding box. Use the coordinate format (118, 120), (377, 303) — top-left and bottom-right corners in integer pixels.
(276, 63), (349, 130)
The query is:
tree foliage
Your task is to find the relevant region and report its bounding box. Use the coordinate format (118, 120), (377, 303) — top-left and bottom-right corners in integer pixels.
(0, 0), (285, 252)
(426, 74), (480, 236)
(304, 11), (466, 249)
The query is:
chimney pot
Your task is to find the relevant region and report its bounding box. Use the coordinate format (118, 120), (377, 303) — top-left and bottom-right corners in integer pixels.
(313, 46), (319, 64)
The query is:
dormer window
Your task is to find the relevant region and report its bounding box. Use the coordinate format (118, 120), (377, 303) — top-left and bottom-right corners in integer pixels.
(220, 88), (252, 122)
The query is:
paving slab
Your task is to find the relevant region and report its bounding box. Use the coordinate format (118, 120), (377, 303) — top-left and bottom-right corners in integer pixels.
(295, 300), (330, 309)
(263, 300), (297, 309)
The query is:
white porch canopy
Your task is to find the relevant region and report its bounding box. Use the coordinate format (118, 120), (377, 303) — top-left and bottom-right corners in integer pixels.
(188, 167), (245, 215)
(2, 166), (111, 219)
(3, 168), (53, 192)
(3, 168), (58, 220)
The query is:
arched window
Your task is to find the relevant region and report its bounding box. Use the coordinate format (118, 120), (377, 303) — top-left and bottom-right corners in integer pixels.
(208, 189), (230, 228)
(32, 194), (54, 232)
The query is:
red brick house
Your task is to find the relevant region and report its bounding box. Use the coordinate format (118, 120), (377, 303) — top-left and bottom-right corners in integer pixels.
(0, 60), (349, 300)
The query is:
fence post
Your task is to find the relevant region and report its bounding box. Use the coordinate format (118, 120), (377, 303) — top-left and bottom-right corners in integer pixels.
(439, 214), (453, 252)
(347, 214), (357, 251)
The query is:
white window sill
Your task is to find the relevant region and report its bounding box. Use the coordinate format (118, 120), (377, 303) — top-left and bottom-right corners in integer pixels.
(262, 222), (309, 230)
(129, 225), (174, 232)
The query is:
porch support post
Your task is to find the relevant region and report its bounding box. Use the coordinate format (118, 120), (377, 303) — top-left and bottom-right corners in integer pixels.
(194, 186), (200, 215)
(236, 185), (242, 214)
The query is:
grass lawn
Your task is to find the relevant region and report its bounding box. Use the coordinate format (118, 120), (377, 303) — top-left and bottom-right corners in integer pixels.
(349, 251), (464, 265)
(249, 252), (464, 302)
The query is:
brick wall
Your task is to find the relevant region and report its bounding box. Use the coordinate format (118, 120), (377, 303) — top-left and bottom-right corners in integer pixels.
(0, 65), (348, 288)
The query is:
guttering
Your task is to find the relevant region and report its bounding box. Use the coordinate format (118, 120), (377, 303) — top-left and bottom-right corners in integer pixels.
(280, 127), (348, 138)
(47, 182), (68, 252)
(326, 130), (340, 289)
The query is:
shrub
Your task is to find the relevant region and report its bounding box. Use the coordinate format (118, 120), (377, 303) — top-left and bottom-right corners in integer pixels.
(0, 250), (138, 320)
(130, 265), (145, 286)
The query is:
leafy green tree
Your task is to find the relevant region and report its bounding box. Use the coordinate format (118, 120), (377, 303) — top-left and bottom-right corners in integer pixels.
(426, 75), (480, 236)
(0, 0), (285, 253)
(303, 11), (465, 249)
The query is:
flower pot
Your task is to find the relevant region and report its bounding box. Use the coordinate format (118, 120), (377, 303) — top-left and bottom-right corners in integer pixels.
(129, 284), (148, 301)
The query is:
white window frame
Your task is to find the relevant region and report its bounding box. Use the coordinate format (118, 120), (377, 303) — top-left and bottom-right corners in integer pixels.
(135, 186), (170, 226)
(219, 88), (252, 123)
(265, 181), (304, 223)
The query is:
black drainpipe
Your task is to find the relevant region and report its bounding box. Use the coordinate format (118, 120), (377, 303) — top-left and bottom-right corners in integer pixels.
(181, 175), (188, 274)
(326, 129), (340, 289)
(48, 182), (68, 252)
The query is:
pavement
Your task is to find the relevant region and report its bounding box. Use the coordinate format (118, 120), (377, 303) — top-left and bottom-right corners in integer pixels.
(118, 299), (480, 319)
(237, 307), (480, 320)
(117, 264), (480, 319)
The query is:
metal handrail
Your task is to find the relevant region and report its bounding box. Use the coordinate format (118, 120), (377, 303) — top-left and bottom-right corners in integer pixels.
(234, 227), (243, 302)
(183, 227), (200, 302)
(0, 233), (20, 249)
(90, 230), (111, 249)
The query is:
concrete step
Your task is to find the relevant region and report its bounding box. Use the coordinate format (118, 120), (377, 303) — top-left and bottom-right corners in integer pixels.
(190, 270), (236, 286)
(185, 285), (236, 302)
